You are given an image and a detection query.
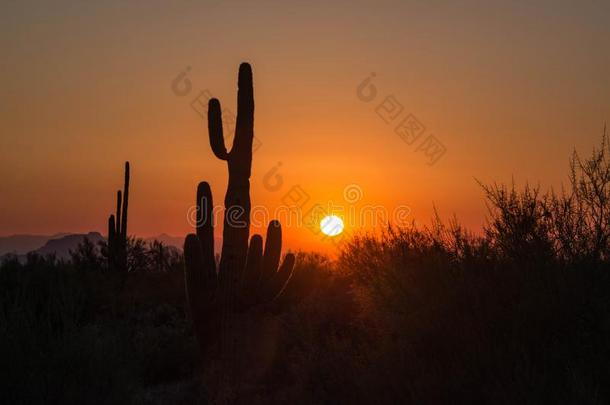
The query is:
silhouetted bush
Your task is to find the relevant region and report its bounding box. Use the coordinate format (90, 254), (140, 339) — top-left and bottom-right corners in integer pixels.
(0, 253), (198, 405)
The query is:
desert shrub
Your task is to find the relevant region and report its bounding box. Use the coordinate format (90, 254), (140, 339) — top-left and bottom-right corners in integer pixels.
(0, 254), (198, 405)
(0, 256), (140, 404)
(94, 238), (183, 274)
(70, 236), (104, 272)
(481, 182), (555, 263)
(482, 130), (610, 266)
(334, 225), (610, 404)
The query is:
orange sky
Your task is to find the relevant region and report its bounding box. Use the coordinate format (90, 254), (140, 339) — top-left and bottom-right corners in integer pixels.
(1, 0), (609, 252)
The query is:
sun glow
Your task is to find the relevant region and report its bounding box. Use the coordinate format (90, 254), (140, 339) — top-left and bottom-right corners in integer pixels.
(320, 215), (344, 237)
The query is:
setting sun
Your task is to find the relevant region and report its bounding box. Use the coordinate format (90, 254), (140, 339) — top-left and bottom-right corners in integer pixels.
(320, 215), (344, 237)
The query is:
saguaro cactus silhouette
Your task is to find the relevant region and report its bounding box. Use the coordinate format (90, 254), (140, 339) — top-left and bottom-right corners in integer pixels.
(107, 161), (130, 273)
(184, 63), (295, 358)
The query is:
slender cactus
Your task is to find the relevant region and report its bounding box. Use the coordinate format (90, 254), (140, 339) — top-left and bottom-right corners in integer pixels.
(107, 161), (130, 273)
(184, 63), (295, 358)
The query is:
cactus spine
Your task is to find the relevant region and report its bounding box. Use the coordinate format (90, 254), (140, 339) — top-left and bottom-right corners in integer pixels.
(108, 161), (130, 273)
(184, 63), (295, 358)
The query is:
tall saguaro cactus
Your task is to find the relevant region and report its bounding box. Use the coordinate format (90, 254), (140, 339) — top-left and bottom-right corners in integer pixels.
(209, 62), (255, 281)
(108, 161), (130, 273)
(184, 63), (295, 359)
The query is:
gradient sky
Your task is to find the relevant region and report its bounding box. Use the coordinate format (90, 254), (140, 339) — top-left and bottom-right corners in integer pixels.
(1, 0), (609, 252)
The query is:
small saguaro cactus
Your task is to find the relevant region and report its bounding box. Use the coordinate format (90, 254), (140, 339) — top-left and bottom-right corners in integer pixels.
(184, 63), (295, 359)
(107, 161), (130, 273)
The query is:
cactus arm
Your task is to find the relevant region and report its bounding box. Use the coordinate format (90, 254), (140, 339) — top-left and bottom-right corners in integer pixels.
(196, 181), (216, 276)
(184, 181), (219, 352)
(261, 220), (282, 281)
(184, 234), (205, 298)
(185, 181), (219, 351)
(120, 161), (130, 238)
(108, 215), (116, 248)
(115, 190), (122, 236)
(269, 253), (295, 297)
(208, 99), (229, 161)
(259, 251), (295, 304)
(184, 234), (216, 299)
(184, 233), (217, 350)
(239, 234), (264, 309)
(243, 234), (263, 285)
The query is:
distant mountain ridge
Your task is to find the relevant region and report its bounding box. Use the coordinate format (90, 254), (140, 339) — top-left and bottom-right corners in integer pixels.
(0, 232), (185, 258)
(0, 233), (71, 255)
(34, 232), (105, 259)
